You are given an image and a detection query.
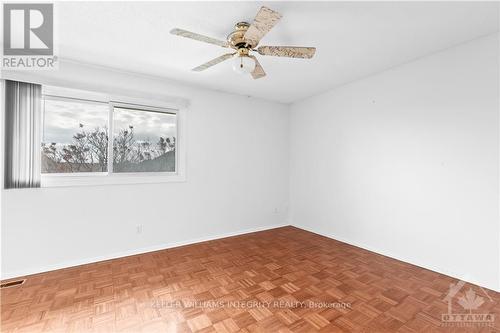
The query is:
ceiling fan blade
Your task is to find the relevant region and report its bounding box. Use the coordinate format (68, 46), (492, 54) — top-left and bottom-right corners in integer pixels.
(170, 28), (228, 48)
(257, 46), (316, 59)
(249, 56), (266, 79)
(192, 53), (235, 72)
(244, 6), (282, 47)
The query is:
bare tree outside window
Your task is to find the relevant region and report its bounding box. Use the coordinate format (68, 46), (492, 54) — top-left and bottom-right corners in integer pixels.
(41, 98), (177, 174)
(112, 107), (176, 173)
(41, 98), (109, 173)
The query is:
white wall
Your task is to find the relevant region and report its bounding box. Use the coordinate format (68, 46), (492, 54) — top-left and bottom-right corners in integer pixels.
(289, 34), (500, 291)
(0, 60), (289, 279)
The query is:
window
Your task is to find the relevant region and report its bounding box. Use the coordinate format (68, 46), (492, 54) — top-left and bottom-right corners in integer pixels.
(113, 106), (176, 173)
(41, 90), (184, 187)
(42, 97), (109, 173)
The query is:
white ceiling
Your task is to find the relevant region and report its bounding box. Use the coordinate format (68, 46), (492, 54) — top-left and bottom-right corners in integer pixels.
(58, 1), (499, 104)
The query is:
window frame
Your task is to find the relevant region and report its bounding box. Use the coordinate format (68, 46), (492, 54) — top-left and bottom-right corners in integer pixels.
(40, 86), (186, 187)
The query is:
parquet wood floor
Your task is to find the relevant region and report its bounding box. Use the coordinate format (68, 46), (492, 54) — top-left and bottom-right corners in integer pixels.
(1, 226), (499, 333)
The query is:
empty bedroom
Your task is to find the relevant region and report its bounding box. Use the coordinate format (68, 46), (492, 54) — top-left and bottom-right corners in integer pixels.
(1, 1), (499, 332)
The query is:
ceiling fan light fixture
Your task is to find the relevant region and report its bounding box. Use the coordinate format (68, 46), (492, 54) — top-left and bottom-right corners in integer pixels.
(232, 55), (256, 74)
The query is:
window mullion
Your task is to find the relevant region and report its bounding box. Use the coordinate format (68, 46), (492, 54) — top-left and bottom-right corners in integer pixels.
(107, 103), (114, 175)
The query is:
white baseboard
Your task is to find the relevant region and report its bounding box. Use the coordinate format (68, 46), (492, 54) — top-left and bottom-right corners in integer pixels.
(1, 223), (289, 280)
(292, 224), (500, 293)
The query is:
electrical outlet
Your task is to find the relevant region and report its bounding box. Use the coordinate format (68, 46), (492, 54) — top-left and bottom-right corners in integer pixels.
(136, 225), (143, 234)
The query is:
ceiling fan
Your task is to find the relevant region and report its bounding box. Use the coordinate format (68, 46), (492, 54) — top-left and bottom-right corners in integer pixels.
(170, 6), (316, 79)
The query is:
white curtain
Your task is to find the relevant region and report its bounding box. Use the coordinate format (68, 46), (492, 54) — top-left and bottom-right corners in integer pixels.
(4, 80), (42, 189)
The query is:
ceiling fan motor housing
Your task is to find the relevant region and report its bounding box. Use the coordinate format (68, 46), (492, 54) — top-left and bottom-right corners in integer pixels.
(227, 22), (254, 50)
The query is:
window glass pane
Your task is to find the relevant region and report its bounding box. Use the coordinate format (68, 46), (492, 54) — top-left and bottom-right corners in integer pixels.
(42, 98), (109, 173)
(113, 107), (176, 173)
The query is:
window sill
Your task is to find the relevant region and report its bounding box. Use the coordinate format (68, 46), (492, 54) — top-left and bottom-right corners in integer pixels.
(41, 173), (186, 188)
